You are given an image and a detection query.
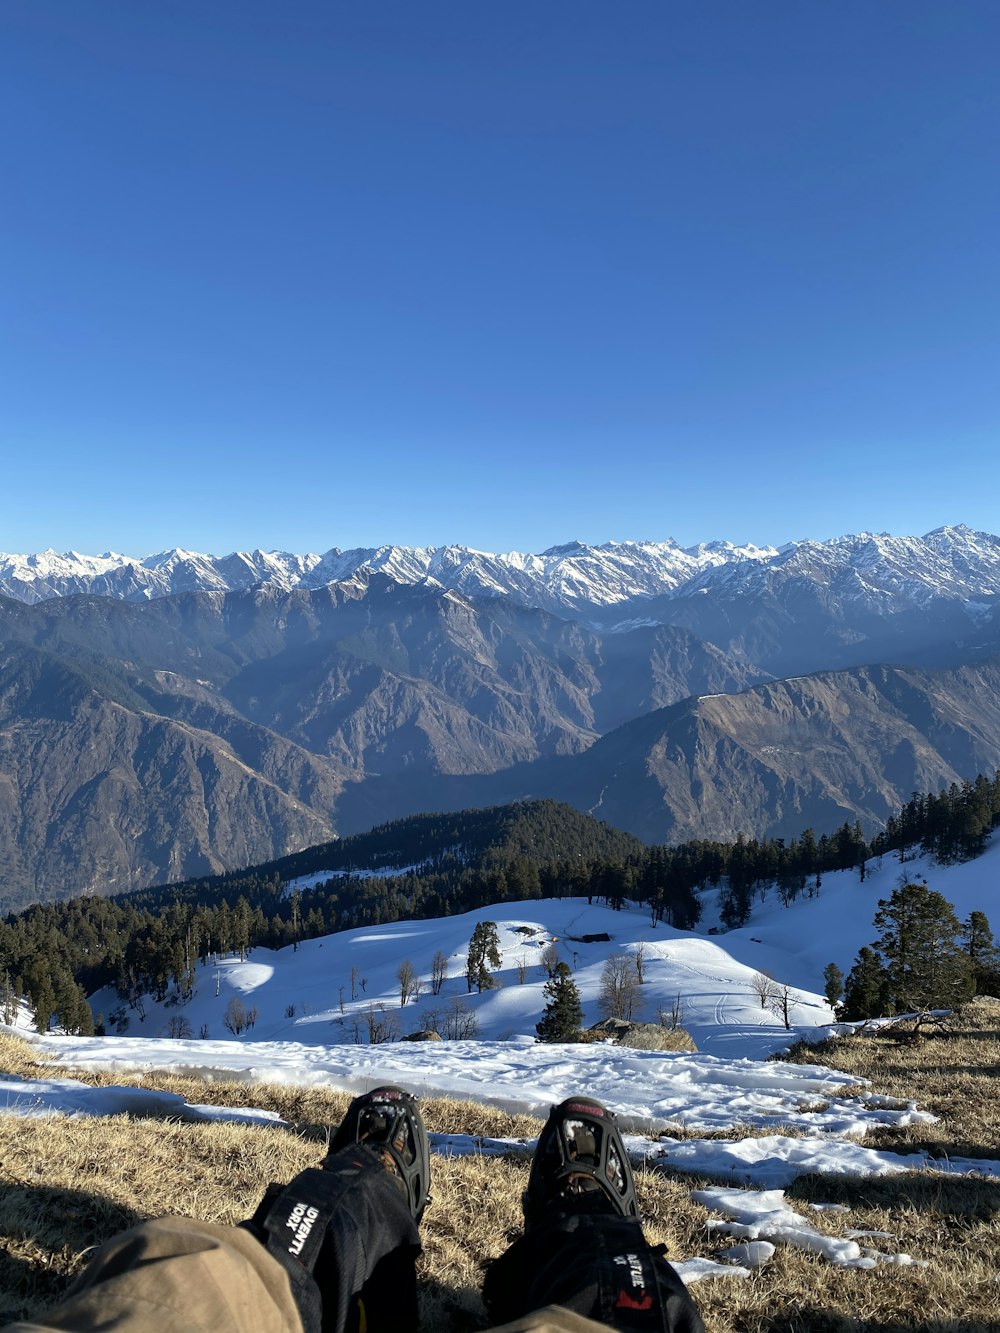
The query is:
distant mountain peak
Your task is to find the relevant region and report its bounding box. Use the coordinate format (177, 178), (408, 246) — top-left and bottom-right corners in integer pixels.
(540, 541), (589, 557)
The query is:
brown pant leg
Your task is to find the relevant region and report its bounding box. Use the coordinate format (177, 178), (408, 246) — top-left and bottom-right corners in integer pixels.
(3, 1217), (302, 1333)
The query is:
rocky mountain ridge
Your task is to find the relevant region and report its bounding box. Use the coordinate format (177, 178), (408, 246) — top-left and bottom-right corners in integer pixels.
(332, 657), (1000, 847)
(0, 539), (767, 608)
(5, 526), (999, 624)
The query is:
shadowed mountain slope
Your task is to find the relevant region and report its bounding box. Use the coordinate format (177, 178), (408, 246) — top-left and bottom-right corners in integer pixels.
(334, 658), (1000, 846)
(0, 645), (348, 909)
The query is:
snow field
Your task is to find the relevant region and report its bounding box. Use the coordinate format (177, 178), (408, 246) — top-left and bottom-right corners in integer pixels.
(5, 837), (998, 1284)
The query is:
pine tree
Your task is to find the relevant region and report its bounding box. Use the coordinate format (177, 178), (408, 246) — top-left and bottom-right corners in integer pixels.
(872, 882), (974, 1013)
(535, 962), (583, 1042)
(838, 947), (891, 1021)
(822, 963), (845, 1008)
(466, 921), (502, 993)
(1, 971), (17, 1026)
(962, 910), (998, 969)
(962, 910), (1000, 995)
(31, 977), (55, 1033)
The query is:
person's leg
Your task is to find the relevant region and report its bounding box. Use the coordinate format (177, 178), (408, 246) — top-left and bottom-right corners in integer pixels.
(242, 1086), (427, 1333)
(483, 1097), (704, 1333)
(4, 1088), (427, 1333)
(2, 1217), (305, 1333)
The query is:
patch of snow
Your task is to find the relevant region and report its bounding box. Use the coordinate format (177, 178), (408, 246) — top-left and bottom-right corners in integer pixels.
(0, 1073), (287, 1127)
(693, 1187), (927, 1270)
(717, 1241), (775, 1269)
(673, 1257), (751, 1284)
(35, 1034), (888, 1134)
(639, 1131), (1000, 1190)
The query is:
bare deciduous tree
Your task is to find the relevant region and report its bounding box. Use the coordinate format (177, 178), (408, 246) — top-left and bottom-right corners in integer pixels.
(515, 954), (529, 984)
(364, 1004), (400, 1045)
(397, 959), (418, 1006)
(430, 950), (448, 996)
(540, 942), (560, 979)
(223, 997), (247, 1035)
(418, 1006), (441, 1035)
(768, 983), (794, 1030)
(442, 996), (478, 1040)
(599, 954), (641, 1021)
(634, 942), (647, 984)
(657, 994), (685, 1030)
(750, 971), (779, 1010)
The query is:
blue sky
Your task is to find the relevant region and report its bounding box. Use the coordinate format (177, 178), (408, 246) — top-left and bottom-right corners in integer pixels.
(2, 1), (998, 557)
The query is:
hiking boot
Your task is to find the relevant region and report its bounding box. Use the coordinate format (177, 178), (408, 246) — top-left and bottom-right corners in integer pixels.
(327, 1085), (431, 1221)
(523, 1095), (638, 1228)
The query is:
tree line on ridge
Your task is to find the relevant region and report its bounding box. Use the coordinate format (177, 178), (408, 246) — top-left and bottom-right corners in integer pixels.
(2, 774), (999, 1035)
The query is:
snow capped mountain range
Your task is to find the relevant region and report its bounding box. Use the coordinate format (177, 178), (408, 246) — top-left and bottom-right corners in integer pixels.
(676, 527), (1000, 616)
(0, 537), (773, 611)
(2, 526), (999, 620)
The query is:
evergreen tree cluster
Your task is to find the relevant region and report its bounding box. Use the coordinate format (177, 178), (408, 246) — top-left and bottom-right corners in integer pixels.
(837, 883), (997, 1020)
(3, 773), (1000, 1034)
(700, 772), (1000, 928)
(872, 773), (1000, 865)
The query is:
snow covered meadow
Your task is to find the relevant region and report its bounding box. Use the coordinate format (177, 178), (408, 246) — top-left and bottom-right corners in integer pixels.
(3, 839), (999, 1286)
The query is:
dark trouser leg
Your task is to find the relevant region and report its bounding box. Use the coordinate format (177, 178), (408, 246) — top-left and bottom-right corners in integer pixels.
(245, 1147), (421, 1333)
(483, 1199), (704, 1333)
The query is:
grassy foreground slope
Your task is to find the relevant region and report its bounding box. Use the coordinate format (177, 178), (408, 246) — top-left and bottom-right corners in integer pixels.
(2, 1007), (999, 1333)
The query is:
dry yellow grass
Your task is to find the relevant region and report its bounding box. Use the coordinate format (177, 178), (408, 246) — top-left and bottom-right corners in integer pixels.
(2, 1011), (999, 1332)
(784, 999), (1000, 1160)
